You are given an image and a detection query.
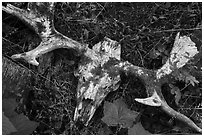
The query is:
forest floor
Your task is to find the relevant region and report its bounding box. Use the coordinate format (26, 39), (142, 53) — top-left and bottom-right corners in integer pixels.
(2, 2), (202, 135)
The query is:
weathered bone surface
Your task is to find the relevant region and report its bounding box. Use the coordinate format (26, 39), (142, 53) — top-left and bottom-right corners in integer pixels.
(3, 3), (201, 133)
(74, 37), (121, 125)
(135, 90), (162, 106)
(156, 32), (199, 79)
(3, 3), (85, 66)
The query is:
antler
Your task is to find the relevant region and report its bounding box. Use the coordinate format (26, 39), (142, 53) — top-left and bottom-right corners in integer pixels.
(3, 3), (201, 133)
(3, 3), (86, 66)
(117, 32), (201, 133)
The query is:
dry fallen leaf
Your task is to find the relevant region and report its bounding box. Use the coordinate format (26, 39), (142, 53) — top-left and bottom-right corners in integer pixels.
(169, 84), (181, 105)
(128, 122), (152, 135)
(172, 70), (199, 86)
(102, 98), (139, 128)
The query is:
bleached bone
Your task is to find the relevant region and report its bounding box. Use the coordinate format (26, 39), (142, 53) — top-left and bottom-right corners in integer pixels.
(135, 90), (162, 106)
(3, 3), (201, 133)
(74, 37), (121, 125)
(156, 32), (199, 79)
(2, 3), (55, 38)
(3, 3), (85, 66)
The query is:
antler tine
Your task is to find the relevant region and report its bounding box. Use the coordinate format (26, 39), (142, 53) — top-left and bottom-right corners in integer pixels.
(115, 32), (201, 133)
(3, 3), (86, 66)
(3, 3), (55, 38)
(135, 89), (202, 133)
(161, 100), (202, 133)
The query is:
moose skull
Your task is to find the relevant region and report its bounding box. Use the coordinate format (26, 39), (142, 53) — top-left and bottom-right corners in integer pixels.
(3, 3), (201, 132)
(74, 37), (121, 125)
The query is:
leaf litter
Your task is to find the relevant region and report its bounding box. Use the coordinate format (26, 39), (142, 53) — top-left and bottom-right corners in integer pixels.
(102, 98), (139, 128)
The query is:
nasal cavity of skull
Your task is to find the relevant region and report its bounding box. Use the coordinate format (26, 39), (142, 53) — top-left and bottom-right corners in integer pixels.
(78, 98), (93, 114)
(82, 98), (94, 106)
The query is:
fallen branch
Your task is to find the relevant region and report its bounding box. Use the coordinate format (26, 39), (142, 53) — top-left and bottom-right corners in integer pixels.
(3, 3), (202, 133)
